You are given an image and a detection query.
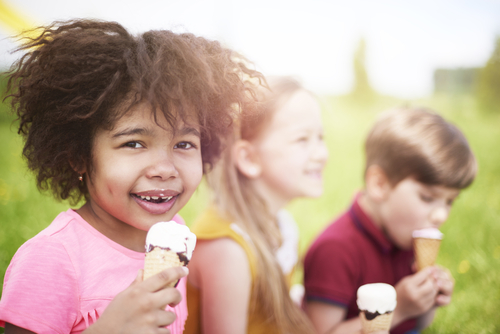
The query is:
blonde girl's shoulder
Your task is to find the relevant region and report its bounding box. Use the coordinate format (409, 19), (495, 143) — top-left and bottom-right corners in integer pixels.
(188, 238), (252, 334)
(188, 237), (250, 288)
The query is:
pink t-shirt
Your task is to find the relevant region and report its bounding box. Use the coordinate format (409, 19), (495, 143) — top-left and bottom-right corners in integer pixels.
(0, 209), (188, 334)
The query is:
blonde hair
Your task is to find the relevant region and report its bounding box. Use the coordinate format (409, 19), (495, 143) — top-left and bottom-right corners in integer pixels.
(365, 107), (477, 188)
(207, 77), (315, 333)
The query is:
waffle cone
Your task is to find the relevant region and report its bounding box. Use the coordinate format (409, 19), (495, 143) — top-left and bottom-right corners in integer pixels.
(143, 247), (183, 287)
(359, 311), (393, 333)
(413, 237), (441, 271)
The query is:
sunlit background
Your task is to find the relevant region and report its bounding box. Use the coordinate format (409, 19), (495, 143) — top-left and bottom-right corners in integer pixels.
(1, 0), (500, 97)
(1, 1), (500, 333)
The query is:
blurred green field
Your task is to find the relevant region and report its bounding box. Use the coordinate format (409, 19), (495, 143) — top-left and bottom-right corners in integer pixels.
(0, 92), (499, 333)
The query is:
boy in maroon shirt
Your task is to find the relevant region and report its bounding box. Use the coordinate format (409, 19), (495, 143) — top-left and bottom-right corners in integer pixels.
(304, 107), (477, 334)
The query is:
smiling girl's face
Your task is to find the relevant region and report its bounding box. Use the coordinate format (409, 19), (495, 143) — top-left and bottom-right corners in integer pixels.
(252, 90), (329, 210)
(79, 102), (203, 247)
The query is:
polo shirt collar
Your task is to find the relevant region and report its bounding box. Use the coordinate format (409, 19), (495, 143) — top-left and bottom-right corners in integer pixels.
(349, 194), (394, 254)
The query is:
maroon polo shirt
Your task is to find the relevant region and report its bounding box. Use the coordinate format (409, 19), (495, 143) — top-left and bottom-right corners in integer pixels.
(304, 195), (417, 334)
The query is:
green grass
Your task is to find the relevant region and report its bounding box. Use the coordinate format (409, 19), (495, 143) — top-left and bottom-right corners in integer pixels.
(0, 93), (499, 333)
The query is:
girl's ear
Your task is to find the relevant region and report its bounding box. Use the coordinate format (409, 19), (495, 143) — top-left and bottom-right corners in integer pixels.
(70, 160), (87, 175)
(365, 165), (391, 202)
(233, 140), (262, 179)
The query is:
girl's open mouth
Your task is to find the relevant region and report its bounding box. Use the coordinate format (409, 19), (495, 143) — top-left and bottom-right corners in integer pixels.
(132, 194), (174, 204)
(131, 193), (178, 215)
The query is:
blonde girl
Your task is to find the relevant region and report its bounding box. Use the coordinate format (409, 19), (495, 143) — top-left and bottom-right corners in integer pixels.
(186, 77), (329, 333)
(0, 19), (262, 334)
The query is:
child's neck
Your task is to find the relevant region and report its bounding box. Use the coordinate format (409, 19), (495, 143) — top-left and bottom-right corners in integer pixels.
(357, 191), (384, 229)
(77, 202), (147, 252)
(253, 180), (288, 217)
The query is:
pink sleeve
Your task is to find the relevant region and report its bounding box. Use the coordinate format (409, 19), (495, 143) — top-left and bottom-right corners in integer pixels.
(0, 237), (79, 334)
(172, 213), (186, 226)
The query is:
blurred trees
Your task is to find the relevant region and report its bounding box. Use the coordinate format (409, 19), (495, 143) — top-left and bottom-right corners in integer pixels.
(349, 38), (376, 103)
(476, 36), (500, 112)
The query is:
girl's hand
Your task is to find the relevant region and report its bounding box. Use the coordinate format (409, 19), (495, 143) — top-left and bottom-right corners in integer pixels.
(433, 266), (454, 307)
(392, 267), (438, 325)
(85, 267), (188, 334)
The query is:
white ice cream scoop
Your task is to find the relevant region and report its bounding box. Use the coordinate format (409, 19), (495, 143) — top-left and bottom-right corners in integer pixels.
(357, 283), (397, 314)
(412, 227), (443, 240)
(145, 221), (197, 260)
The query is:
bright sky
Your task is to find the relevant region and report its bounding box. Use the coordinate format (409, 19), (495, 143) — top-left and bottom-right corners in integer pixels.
(1, 0), (499, 97)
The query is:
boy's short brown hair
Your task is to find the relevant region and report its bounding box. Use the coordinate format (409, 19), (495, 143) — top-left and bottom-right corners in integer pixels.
(365, 107), (477, 189)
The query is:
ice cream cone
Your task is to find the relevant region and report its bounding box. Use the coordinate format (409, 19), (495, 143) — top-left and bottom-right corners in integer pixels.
(143, 246), (183, 286)
(360, 311), (394, 333)
(143, 221), (196, 286)
(413, 237), (441, 271)
(357, 283), (397, 334)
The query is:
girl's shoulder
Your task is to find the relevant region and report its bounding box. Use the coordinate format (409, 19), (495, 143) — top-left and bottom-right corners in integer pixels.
(15, 208), (144, 273)
(16, 209), (83, 255)
(189, 207), (257, 280)
(190, 207), (243, 240)
(7, 209), (95, 277)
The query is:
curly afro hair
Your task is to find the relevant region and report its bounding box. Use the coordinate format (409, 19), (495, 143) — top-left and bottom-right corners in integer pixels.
(5, 19), (264, 205)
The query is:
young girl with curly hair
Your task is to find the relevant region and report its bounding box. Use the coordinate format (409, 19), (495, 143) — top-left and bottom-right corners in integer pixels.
(185, 77), (329, 334)
(0, 19), (262, 334)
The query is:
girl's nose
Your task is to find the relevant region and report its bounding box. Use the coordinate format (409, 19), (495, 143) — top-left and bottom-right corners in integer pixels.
(430, 207), (449, 227)
(313, 139), (329, 163)
(146, 153), (179, 180)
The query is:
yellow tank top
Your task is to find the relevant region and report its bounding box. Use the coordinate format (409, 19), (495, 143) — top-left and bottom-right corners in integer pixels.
(185, 207), (293, 334)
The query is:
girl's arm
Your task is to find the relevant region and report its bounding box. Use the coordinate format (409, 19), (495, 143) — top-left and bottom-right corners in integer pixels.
(188, 238), (251, 334)
(5, 267), (186, 334)
(83, 267), (187, 334)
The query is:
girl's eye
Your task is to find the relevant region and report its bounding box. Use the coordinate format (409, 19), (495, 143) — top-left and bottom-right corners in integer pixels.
(123, 141), (144, 149)
(446, 198), (455, 206)
(419, 194), (434, 203)
(175, 141), (195, 150)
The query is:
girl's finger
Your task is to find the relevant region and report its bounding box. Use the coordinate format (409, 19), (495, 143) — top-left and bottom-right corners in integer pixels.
(153, 286), (183, 309)
(143, 267), (189, 292)
(157, 328), (171, 334)
(156, 309), (178, 327)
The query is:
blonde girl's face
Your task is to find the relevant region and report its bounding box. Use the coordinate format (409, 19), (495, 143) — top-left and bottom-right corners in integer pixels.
(253, 90), (329, 207)
(83, 103), (203, 236)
